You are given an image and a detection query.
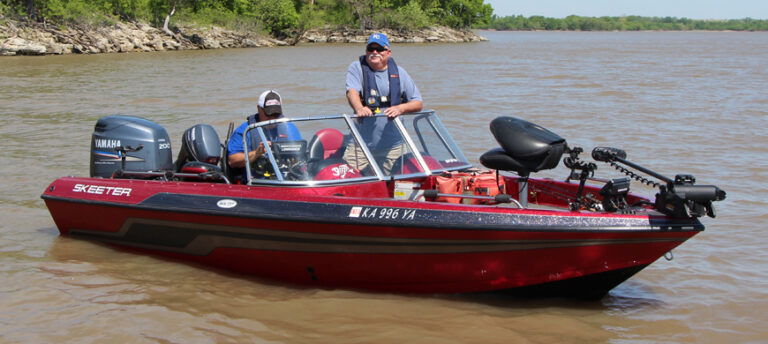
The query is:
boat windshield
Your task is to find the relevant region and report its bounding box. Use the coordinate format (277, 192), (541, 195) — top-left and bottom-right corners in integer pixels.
(243, 111), (472, 185)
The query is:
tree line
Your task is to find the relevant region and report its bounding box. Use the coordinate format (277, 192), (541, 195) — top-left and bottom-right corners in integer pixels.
(0, 0), (493, 37)
(481, 15), (768, 31)
(3, 1), (763, 38)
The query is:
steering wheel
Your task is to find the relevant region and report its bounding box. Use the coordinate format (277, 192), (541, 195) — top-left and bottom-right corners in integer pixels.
(250, 156), (276, 180)
(280, 161), (308, 181)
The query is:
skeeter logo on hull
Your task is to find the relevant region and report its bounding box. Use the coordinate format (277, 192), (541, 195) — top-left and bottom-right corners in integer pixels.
(73, 184), (132, 196)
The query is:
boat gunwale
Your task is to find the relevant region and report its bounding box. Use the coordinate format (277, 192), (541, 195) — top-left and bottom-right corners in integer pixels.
(41, 191), (705, 234)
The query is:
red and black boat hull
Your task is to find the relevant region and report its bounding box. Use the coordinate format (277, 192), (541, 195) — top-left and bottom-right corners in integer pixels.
(42, 177), (702, 298)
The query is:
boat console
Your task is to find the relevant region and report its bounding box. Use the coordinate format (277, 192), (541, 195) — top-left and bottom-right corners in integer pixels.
(240, 112), (473, 183)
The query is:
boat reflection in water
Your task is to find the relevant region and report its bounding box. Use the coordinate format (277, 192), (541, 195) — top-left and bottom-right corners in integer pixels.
(41, 111), (725, 299)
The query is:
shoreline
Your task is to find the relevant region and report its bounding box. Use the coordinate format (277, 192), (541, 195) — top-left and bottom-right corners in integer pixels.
(476, 28), (756, 32)
(0, 20), (487, 56)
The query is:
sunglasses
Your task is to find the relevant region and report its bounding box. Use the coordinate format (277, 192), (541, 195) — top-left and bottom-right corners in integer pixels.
(366, 46), (388, 53)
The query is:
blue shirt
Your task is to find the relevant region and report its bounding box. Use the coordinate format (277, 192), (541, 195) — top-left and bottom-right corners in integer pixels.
(228, 119), (301, 181)
(228, 120), (301, 156)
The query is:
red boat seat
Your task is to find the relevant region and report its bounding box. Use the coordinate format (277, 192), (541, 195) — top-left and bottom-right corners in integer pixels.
(308, 128), (345, 160)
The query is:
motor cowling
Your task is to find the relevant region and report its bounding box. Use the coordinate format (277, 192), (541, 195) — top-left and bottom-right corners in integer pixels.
(90, 115), (173, 177)
(174, 124), (222, 171)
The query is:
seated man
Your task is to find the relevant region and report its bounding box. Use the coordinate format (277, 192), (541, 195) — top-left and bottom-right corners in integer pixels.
(227, 90), (301, 182)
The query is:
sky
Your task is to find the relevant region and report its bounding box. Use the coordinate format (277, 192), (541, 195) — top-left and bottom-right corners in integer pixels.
(485, 0), (768, 20)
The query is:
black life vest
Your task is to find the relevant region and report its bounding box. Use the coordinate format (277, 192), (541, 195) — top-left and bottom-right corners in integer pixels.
(359, 55), (402, 110)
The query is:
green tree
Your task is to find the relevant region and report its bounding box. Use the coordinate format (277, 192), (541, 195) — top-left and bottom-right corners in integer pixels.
(435, 0), (491, 28)
(380, 0), (430, 30)
(253, 0), (298, 37)
(345, 0), (379, 31)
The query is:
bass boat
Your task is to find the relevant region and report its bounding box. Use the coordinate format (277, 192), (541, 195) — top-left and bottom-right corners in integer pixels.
(42, 111), (725, 299)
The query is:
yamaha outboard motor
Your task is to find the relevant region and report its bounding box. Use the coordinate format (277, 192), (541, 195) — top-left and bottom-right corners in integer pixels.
(174, 124), (222, 172)
(90, 115), (174, 177)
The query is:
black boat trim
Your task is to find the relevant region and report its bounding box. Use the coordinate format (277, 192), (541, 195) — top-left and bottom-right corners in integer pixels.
(42, 193), (705, 233)
(67, 217), (687, 256)
(43, 193), (704, 232)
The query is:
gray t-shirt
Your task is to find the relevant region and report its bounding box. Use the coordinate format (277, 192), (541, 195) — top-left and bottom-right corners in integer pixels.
(345, 59), (423, 151)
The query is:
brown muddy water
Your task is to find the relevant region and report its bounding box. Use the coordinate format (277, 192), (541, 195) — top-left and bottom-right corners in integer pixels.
(1, 31), (766, 343)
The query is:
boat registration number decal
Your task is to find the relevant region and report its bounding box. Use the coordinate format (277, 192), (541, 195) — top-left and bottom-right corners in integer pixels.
(348, 206), (416, 220)
(72, 183), (132, 196)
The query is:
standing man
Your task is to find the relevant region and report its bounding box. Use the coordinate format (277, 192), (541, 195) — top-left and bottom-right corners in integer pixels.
(227, 90), (300, 181)
(345, 33), (423, 173)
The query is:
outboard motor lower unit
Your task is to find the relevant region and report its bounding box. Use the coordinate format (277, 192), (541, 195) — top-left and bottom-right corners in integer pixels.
(90, 115), (174, 177)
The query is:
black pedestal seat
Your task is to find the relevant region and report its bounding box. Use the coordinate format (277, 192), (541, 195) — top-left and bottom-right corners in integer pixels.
(480, 116), (567, 175)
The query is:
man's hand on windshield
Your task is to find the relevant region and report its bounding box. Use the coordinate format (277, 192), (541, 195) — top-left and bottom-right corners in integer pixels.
(356, 106), (374, 117)
(384, 105), (404, 118)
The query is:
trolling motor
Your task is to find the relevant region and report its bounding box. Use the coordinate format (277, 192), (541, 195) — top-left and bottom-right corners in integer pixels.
(591, 147), (726, 218)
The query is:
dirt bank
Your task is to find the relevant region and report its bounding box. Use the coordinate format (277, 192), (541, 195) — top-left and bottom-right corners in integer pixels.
(0, 20), (486, 56)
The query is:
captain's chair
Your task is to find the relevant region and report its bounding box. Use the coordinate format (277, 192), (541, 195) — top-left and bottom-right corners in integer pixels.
(308, 128), (345, 160)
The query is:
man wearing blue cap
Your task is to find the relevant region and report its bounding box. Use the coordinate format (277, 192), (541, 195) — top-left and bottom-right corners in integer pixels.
(344, 33), (423, 174)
